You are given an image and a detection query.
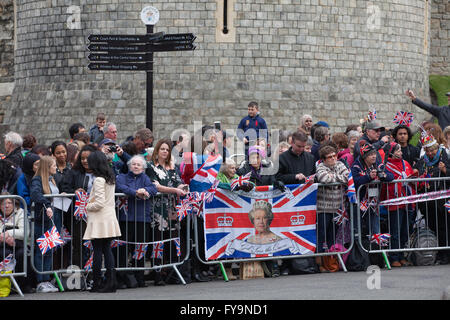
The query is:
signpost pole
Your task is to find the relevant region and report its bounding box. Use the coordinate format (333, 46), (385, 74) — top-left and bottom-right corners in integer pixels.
(146, 24), (154, 131)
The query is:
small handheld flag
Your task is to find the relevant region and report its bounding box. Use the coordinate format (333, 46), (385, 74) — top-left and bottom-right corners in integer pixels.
(393, 111), (414, 126)
(370, 233), (391, 246)
(74, 190), (88, 221)
(333, 208), (349, 225)
(36, 226), (64, 255)
(0, 254), (16, 271)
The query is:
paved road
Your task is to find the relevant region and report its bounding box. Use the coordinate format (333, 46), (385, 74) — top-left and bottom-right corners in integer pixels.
(6, 264), (450, 300)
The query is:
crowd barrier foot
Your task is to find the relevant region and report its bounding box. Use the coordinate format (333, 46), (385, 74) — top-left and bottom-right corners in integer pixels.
(337, 253), (348, 273)
(172, 265), (186, 286)
(9, 275), (24, 297)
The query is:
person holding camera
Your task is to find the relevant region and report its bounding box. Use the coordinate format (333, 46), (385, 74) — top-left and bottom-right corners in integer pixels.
(351, 141), (394, 236)
(99, 138), (131, 176)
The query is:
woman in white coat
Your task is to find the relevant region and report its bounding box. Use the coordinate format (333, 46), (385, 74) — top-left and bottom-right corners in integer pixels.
(83, 151), (121, 293)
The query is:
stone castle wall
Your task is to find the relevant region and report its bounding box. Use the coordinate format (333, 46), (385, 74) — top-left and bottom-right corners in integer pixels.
(0, 0), (441, 146)
(430, 0), (450, 75)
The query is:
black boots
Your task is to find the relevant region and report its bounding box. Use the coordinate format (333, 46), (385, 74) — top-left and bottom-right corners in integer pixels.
(98, 269), (117, 293)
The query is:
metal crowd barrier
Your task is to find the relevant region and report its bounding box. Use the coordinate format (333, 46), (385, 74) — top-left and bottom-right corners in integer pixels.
(29, 192), (190, 290)
(193, 182), (354, 279)
(0, 195), (28, 297)
(356, 176), (450, 268)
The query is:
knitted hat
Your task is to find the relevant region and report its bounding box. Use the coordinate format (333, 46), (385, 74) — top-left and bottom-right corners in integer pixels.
(248, 145), (266, 158)
(359, 141), (376, 159)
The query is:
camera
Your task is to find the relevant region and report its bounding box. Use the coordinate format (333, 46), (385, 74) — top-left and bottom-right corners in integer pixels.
(108, 145), (118, 153)
(376, 164), (386, 179)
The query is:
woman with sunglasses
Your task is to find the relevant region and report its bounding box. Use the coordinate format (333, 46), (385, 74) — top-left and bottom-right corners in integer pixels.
(315, 145), (349, 271)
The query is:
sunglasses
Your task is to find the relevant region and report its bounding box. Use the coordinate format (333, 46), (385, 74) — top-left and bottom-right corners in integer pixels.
(325, 154), (337, 160)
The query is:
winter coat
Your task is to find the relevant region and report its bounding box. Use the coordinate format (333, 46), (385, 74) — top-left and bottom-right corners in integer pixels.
(338, 148), (354, 167)
(0, 208), (26, 241)
(380, 157), (415, 211)
(83, 177), (121, 240)
(412, 98), (450, 132)
(115, 171), (157, 223)
(315, 161), (349, 212)
(351, 156), (394, 202)
(276, 147), (316, 185)
(30, 176), (53, 221)
(236, 160), (277, 186)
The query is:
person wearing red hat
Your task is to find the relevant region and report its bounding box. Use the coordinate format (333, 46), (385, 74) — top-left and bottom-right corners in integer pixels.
(351, 141), (394, 237)
(380, 142), (415, 267)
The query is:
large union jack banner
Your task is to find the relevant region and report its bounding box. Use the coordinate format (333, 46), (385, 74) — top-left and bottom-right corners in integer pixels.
(204, 183), (318, 260)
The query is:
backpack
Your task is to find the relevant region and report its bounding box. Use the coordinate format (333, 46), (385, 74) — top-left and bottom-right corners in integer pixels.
(406, 226), (438, 266)
(289, 257), (319, 275)
(345, 237), (370, 271)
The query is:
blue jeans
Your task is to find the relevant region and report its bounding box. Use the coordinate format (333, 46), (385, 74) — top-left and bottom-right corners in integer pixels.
(361, 208), (380, 237)
(34, 209), (62, 283)
(388, 208), (410, 262)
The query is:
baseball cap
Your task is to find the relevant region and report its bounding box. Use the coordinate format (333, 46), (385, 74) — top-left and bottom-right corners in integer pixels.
(365, 121), (385, 131)
(99, 138), (116, 146)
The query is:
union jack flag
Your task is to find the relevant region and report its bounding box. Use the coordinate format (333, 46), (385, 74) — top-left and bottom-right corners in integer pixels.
(176, 199), (191, 222)
(83, 240), (92, 250)
(445, 201), (450, 213)
(370, 233), (390, 246)
(186, 153), (223, 192)
(174, 238), (181, 257)
(36, 226), (64, 255)
(84, 253), (93, 271)
(152, 242), (164, 259)
(116, 197), (128, 214)
(204, 183), (318, 260)
(110, 240), (126, 248)
(347, 170), (356, 203)
(61, 227), (72, 244)
(74, 190), (88, 221)
(132, 243), (148, 260)
(333, 208), (348, 225)
(0, 254), (15, 271)
(230, 172), (252, 191)
(393, 111), (414, 126)
(368, 109), (377, 121)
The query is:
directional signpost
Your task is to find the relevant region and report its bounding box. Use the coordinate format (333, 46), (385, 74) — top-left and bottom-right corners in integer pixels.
(87, 6), (196, 131)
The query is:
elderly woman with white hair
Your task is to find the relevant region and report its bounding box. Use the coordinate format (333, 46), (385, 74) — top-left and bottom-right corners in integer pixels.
(217, 158), (238, 189)
(298, 114), (313, 137)
(4, 131), (24, 168)
(115, 155), (158, 288)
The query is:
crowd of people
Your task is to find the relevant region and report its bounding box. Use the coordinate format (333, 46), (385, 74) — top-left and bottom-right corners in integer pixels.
(1, 89), (450, 295)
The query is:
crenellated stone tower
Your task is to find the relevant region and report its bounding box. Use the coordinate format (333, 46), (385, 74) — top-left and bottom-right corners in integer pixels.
(0, 0), (447, 145)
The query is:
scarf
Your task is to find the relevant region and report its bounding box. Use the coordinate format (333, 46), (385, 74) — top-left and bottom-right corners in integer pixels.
(424, 147), (441, 168)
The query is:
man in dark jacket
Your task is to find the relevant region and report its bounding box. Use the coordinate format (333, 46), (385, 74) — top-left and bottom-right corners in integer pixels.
(406, 89), (450, 130)
(354, 120), (389, 163)
(3, 131), (23, 169)
(276, 131), (315, 185)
